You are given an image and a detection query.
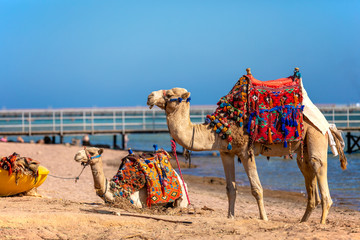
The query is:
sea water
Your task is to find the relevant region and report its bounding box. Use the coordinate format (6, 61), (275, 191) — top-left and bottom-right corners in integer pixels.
(4, 133), (360, 211)
(181, 154), (360, 212)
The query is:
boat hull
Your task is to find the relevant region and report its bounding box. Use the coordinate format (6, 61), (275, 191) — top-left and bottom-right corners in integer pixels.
(0, 166), (49, 196)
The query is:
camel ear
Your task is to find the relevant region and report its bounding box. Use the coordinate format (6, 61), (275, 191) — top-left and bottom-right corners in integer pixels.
(98, 148), (104, 155)
(181, 92), (190, 99)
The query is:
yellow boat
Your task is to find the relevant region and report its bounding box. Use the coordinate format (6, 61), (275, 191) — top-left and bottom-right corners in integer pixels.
(0, 165), (49, 196)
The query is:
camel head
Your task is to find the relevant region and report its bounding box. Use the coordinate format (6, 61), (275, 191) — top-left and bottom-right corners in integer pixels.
(74, 147), (104, 165)
(147, 88), (191, 111)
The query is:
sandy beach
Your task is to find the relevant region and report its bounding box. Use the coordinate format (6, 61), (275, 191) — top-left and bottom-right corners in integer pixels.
(0, 142), (359, 240)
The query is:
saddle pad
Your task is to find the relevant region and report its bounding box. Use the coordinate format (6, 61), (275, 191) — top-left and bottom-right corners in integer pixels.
(110, 156), (146, 202)
(137, 151), (182, 207)
(0, 153), (40, 177)
(110, 150), (182, 207)
(205, 73), (304, 149)
(247, 75), (304, 146)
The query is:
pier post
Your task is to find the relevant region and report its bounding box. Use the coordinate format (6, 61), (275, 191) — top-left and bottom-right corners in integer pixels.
(52, 136), (56, 144)
(60, 135), (64, 144)
(113, 135), (117, 149)
(346, 132), (360, 154)
(122, 134), (128, 150)
(347, 132), (352, 153)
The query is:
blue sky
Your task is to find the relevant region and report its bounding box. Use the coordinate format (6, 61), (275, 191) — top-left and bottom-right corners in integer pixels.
(0, 0), (359, 109)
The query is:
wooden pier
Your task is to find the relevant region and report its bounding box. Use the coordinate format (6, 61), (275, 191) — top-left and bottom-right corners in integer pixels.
(0, 107), (211, 149)
(0, 106), (360, 151)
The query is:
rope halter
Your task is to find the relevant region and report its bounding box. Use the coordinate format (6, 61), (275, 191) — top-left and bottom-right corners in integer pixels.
(83, 146), (102, 166)
(162, 90), (191, 110)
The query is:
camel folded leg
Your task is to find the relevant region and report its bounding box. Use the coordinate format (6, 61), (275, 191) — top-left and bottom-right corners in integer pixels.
(220, 151), (237, 218)
(240, 152), (268, 221)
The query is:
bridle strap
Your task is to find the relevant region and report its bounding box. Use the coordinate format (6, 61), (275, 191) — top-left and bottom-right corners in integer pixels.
(163, 90), (191, 103)
(163, 90), (191, 111)
(83, 147), (102, 166)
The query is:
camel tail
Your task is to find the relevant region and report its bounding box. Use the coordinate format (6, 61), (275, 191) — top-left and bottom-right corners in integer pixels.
(329, 126), (347, 170)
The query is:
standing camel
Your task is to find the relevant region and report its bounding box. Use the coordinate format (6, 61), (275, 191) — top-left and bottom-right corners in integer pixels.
(147, 73), (346, 224)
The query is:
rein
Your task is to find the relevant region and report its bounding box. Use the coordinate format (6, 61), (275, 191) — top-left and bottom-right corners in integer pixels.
(171, 140), (191, 206)
(184, 126), (195, 168)
(47, 147), (102, 183)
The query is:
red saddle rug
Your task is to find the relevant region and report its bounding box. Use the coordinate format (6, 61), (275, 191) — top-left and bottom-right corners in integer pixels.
(205, 70), (304, 149)
(110, 149), (182, 207)
(0, 153), (40, 182)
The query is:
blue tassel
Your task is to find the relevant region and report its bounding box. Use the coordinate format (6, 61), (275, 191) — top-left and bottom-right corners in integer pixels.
(220, 103), (225, 107)
(205, 118), (211, 124)
(178, 97), (183, 102)
(186, 97), (191, 102)
(216, 129), (221, 134)
(282, 123), (285, 131)
(284, 128), (289, 136)
(153, 144), (158, 151)
(227, 143), (232, 150)
(284, 141), (288, 148)
(128, 148), (134, 155)
(247, 122), (251, 133)
(295, 130), (299, 138)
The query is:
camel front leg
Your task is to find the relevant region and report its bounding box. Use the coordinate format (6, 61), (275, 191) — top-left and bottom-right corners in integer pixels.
(240, 153), (268, 221)
(220, 151), (237, 218)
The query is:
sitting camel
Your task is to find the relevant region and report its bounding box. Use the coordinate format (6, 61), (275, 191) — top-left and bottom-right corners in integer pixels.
(147, 71), (347, 224)
(74, 147), (189, 208)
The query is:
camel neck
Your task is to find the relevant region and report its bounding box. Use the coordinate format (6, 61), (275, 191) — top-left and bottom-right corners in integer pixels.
(89, 158), (107, 196)
(166, 102), (222, 151)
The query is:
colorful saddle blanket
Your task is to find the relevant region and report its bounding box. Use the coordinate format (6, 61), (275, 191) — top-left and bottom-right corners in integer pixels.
(0, 153), (40, 182)
(110, 150), (182, 207)
(205, 72), (304, 149)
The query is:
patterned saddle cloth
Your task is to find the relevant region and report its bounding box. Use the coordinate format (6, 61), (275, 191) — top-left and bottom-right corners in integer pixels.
(205, 70), (304, 149)
(110, 149), (182, 207)
(0, 153), (40, 182)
